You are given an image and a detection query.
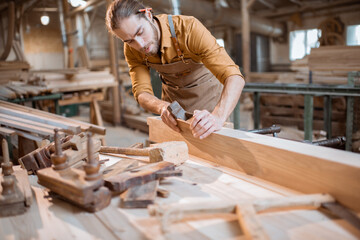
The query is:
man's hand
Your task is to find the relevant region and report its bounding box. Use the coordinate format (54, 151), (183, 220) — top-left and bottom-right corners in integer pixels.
(190, 110), (223, 139)
(160, 105), (180, 133)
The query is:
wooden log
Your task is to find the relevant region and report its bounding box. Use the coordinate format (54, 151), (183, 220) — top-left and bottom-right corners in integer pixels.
(147, 116), (360, 212)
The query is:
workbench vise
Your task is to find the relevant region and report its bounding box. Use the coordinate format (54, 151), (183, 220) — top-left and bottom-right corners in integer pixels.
(37, 129), (111, 212)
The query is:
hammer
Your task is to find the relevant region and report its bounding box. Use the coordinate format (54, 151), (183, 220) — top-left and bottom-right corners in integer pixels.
(99, 141), (188, 165)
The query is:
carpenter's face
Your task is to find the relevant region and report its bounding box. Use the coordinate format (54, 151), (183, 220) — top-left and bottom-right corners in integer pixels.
(113, 14), (159, 56)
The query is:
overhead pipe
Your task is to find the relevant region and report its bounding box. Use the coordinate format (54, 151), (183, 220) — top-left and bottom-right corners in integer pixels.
(0, 1), (15, 60)
(143, 0), (284, 37)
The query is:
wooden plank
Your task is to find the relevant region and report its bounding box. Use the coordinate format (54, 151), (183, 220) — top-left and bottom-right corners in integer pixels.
(0, 117), (54, 137)
(0, 100), (105, 135)
(120, 180), (159, 208)
(104, 161), (175, 192)
(0, 61), (30, 71)
(0, 86), (16, 99)
(90, 98), (104, 127)
(12, 128), (45, 142)
(58, 92), (104, 106)
(147, 116), (360, 212)
(238, 204), (268, 240)
(0, 105), (81, 134)
(309, 46), (360, 71)
(0, 126), (15, 136)
(0, 113), (60, 133)
(102, 159), (139, 179)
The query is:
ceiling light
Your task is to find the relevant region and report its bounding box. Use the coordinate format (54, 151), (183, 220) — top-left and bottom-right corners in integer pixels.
(68, 0), (87, 8)
(40, 13), (50, 25)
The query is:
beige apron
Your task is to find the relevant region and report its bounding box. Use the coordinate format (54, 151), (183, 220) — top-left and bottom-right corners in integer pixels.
(145, 15), (223, 113)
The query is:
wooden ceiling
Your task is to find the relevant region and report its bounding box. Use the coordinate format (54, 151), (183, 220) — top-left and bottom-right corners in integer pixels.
(2, 0), (360, 22)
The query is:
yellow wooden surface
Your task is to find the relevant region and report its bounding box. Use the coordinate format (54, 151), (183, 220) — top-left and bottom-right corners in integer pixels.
(147, 117), (360, 212)
(1, 154), (359, 240)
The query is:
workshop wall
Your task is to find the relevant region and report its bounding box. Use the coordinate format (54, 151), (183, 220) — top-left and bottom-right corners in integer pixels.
(22, 11), (64, 69)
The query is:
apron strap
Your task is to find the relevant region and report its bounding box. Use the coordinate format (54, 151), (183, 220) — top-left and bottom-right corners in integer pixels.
(168, 15), (185, 62)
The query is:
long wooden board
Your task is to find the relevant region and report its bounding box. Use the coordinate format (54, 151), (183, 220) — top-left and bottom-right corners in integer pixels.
(147, 117), (360, 212)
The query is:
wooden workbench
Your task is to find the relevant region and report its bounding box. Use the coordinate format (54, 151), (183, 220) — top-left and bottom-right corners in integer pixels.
(1, 152), (359, 240)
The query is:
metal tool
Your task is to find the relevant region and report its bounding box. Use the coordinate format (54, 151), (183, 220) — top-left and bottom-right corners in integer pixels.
(248, 125), (281, 137)
(167, 101), (193, 120)
(311, 136), (346, 148)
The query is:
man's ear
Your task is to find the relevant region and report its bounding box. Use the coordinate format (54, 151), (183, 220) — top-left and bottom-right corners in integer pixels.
(145, 10), (153, 21)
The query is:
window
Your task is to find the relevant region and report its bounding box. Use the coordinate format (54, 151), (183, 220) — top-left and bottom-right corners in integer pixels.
(347, 25), (360, 46)
(216, 38), (225, 48)
(289, 29), (320, 61)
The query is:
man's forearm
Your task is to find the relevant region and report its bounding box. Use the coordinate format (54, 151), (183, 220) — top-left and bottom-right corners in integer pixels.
(137, 92), (169, 115)
(212, 75), (245, 123)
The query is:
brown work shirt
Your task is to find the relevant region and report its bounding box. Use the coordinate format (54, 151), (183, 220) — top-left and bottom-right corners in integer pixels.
(124, 14), (243, 101)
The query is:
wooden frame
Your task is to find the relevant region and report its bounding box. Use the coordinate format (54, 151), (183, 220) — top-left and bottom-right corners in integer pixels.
(147, 117), (360, 212)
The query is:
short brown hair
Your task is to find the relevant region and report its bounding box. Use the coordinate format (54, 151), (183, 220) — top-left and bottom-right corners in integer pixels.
(105, 0), (147, 34)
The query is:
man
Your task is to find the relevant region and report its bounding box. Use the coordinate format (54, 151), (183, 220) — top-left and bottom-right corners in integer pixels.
(106, 0), (245, 139)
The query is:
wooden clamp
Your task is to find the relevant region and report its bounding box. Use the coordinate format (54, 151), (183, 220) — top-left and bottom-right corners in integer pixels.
(0, 139), (32, 217)
(148, 193), (360, 237)
(37, 130), (111, 212)
(20, 132), (101, 174)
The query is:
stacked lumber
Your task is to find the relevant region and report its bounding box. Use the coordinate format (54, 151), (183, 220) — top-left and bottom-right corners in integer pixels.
(0, 100), (105, 140)
(291, 56), (349, 85)
(248, 72), (302, 83)
(0, 82), (50, 100)
(260, 94), (347, 136)
(33, 69), (118, 93)
(0, 61), (30, 71)
(308, 45), (360, 72)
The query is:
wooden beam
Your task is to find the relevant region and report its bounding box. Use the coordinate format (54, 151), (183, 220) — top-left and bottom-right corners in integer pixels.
(247, 0), (256, 9)
(254, 0), (359, 18)
(147, 117), (360, 212)
(258, 0), (275, 9)
(62, 0), (74, 68)
(66, 0), (103, 18)
(242, 0), (251, 79)
(106, 0), (122, 125)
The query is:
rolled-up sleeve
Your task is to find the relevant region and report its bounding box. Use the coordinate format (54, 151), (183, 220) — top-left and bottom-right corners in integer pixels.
(186, 18), (243, 84)
(124, 44), (154, 102)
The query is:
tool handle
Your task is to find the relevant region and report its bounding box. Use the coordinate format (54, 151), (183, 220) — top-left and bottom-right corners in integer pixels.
(100, 146), (150, 156)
